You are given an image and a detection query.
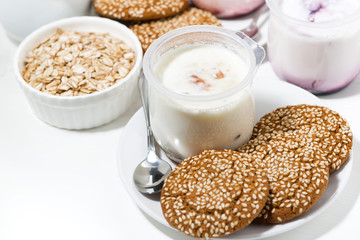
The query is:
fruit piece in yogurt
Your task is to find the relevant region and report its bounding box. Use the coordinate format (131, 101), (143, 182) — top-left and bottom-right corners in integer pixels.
(281, 0), (360, 23)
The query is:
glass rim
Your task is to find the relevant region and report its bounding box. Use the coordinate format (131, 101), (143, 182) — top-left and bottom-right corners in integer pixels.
(266, 0), (360, 28)
(142, 26), (259, 102)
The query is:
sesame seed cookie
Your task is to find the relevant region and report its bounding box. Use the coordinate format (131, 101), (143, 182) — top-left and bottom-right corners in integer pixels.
(94, 0), (188, 21)
(251, 104), (353, 172)
(160, 149), (269, 238)
(130, 7), (222, 52)
(240, 131), (330, 224)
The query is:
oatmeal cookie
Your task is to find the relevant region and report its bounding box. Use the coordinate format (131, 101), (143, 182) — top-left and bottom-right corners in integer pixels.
(130, 7), (222, 52)
(251, 104), (353, 172)
(240, 131), (330, 223)
(160, 149), (268, 238)
(94, 0), (188, 21)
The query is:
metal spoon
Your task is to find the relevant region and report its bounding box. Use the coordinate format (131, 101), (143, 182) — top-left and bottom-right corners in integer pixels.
(239, 4), (268, 38)
(133, 73), (172, 194)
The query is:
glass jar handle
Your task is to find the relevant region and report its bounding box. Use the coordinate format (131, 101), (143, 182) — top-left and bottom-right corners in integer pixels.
(235, 31), (266, 66)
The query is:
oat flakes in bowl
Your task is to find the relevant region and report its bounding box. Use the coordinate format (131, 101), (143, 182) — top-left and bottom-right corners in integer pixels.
(14, 16), (143, 129)
(23, 28), (136, 97)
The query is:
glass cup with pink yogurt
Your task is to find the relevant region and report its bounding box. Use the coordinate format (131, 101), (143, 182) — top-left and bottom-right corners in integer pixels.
(142, 26), (265, 162)
(266, 0), (360, 94)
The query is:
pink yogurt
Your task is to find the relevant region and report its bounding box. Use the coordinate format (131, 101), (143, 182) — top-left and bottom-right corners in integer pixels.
(267, 0), (360, 94)
(192, 0), (265, 18)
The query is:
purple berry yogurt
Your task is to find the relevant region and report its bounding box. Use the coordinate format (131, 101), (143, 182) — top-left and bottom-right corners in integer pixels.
(266, 0), (360, 94)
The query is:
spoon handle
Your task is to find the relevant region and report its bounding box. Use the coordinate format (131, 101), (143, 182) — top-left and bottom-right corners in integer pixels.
(238, 3), (268, 37)
(139, 71), (156, 153)
(251, 3), (268, 27)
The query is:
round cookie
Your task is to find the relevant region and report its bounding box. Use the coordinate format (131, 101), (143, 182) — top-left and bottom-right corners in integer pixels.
(94, 0), (188, 21)
(160, 149), (269, 238)
(251, 104), (353, 172)
(240, 131), (330, 224)
(130, 7), (222, 52)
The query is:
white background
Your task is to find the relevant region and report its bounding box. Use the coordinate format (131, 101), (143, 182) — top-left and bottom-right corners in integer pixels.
(1, 8), (360, 240)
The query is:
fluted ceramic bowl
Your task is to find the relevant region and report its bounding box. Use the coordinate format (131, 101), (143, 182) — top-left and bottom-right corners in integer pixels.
(14, 16), (143, 129)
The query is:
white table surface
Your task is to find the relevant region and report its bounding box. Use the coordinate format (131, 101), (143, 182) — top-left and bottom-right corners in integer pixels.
(1, 12), (360, 240)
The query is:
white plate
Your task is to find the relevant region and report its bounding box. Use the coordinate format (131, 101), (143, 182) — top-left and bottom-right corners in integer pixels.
(117, 79), (353, 239)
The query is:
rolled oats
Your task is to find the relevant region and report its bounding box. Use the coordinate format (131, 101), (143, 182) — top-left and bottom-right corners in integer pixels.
(22, 28), (136, 96)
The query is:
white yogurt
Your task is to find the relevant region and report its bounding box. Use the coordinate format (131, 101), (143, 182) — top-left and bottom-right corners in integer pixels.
(156, 45), (249, 95)
(150, 44), (254, 161)
(267, 0), (360, 93)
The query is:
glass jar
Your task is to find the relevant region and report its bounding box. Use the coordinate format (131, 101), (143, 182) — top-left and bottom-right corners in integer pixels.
(266, 0), (360, 94)
(142, 26), (265, 162)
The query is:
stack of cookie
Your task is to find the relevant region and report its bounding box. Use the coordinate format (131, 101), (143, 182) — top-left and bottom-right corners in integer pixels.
(242, 104), (352, 224)
(93, 0), (222, 52)
(160, 104), (353, 238)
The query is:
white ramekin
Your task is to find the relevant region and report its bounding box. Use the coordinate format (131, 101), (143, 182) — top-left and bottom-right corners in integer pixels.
(14, 16), (143, 129)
